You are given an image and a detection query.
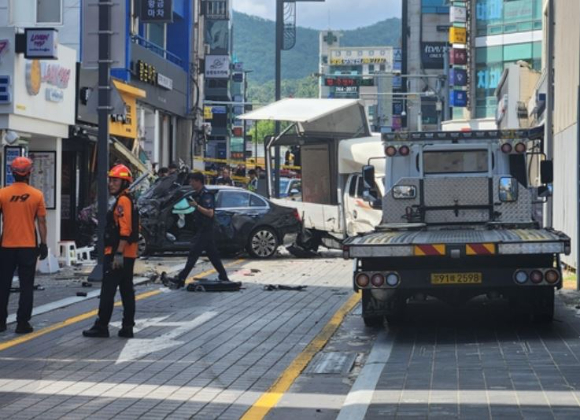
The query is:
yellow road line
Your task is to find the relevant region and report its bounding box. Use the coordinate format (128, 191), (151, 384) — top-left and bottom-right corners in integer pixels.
(240, 292), (362, 420)
(0, 260), (245, 352)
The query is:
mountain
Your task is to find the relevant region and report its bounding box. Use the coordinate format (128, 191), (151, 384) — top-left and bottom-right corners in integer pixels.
(232, 11), (401, 85)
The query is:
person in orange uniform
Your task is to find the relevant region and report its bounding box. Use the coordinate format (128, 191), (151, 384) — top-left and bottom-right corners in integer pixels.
(0, 157), (48, 334)
(83, 164), (138, 339)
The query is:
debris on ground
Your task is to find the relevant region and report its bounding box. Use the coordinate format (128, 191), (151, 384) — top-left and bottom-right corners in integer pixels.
(263, 284), (307, 291)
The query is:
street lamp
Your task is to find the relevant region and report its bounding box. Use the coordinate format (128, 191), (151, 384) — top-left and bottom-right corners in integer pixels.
(273, 0), (325, 198)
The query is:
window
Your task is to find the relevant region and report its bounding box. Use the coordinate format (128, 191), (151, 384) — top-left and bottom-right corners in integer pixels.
(37, 0), (62, 24)
(423, 150), (489, 174)
(217, 191), (250, 208)
(206, 1), (228, 19)
(250, 194), (267, 207)
(349, 176), (358, 197)
(147, 23), (166, 49)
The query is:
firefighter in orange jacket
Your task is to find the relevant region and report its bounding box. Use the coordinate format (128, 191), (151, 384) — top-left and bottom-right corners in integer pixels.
(83, 164), (138, 338)
(0, 157), (48, 334)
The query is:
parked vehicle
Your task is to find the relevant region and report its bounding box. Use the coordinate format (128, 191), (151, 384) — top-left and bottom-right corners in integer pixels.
(240, 99), (385, 253)
(343, 127), (570, 326)
(279, 177), (302, 199)
(138, 183), (302, 258)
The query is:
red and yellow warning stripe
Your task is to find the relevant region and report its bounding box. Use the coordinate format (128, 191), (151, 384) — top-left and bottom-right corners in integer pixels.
(414, 244), (446, 256)
(466, 243), (496, 256)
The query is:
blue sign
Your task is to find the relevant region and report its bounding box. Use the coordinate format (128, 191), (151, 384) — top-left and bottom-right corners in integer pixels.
(4, 147), (23, 186)
(477, 68), (503, 90)
(450, 68), (467, 87)
(450, 90), (468, 107)
(0, 75), (11, 104)
(211, 106), (227, 114)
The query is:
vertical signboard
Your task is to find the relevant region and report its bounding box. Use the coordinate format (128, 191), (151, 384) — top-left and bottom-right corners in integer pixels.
(139, 0), (173, 23)
(4, 146), (23, 186)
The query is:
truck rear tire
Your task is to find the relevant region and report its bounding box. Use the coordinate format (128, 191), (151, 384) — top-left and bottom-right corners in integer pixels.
(532, 287), (555, 323)
(363, 315), (384, 328)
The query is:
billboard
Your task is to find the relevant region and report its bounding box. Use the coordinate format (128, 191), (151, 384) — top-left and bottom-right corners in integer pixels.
(421, 42), (447, 69)
(205, 55), (230, 79)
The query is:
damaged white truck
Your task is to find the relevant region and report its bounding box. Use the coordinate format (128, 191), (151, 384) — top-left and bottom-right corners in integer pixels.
(343, 127), (571, 326)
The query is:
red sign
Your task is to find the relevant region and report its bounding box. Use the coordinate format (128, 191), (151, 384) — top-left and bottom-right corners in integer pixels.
(450, 48), (467, 65)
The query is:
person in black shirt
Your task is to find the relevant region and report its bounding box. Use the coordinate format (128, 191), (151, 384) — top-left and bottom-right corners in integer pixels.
(169, 172), (231, 288)
(215, 167), (235, 186)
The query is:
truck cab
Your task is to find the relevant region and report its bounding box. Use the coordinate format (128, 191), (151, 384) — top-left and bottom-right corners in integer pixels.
(344, 127), (570, 326)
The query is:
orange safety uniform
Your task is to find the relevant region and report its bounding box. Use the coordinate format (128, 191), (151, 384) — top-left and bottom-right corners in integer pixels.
(0, 182), (47, 247)
(105, 193), (138, 258)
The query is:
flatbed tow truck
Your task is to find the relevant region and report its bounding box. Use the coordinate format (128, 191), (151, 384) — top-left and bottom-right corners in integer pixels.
(343, 127), (570, 326)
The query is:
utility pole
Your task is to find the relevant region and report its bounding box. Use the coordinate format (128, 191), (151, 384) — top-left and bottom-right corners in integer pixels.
(88, 0), (112, 282)
(274, 0), (283, 199)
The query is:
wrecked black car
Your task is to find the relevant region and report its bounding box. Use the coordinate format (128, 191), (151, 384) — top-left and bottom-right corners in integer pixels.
(138, 175), (302, 258)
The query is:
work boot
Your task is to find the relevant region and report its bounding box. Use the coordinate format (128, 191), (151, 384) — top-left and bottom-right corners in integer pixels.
(169, 276), (185, 289)
(118, 326), (134, 339)
(82, 323), (109, 338)
(15, 321), (33, 334)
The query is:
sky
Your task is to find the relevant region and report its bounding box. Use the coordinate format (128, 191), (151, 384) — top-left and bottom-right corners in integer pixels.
(233, 0), (401, 30)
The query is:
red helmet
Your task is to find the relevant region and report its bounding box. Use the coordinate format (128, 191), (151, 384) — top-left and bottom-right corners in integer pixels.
(108, 164), (133, 182)
(11, 157), (33, 176)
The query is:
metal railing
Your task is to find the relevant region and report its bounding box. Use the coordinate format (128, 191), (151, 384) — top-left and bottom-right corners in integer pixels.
(131, 35), (183, 67)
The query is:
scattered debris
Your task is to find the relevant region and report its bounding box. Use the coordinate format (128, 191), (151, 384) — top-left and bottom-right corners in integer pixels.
(81, 282), (93, 288)
(263, 284), (307, 291)
(76, 292), (87, 297)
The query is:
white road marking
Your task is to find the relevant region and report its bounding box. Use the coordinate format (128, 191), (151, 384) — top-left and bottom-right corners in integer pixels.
(336, 330), (394, 420)
(115, 311), (217, 364)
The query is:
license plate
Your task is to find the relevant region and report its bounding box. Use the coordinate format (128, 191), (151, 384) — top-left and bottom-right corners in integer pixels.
(431, 273), (482, 285)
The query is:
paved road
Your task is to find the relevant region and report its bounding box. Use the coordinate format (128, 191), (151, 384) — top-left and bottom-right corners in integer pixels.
(0, 254), (353, 420)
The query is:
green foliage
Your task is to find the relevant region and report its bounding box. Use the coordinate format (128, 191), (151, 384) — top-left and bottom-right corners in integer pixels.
(233, 11), (401, 86)
(247, 76), (319, 104)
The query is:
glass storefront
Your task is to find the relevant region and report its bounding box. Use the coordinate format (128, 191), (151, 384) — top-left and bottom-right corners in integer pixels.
(475, 0), (542, 36)
(473, 0), (543, 118)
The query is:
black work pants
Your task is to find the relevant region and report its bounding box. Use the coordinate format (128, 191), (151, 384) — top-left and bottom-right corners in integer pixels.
(96, 255), (136, 328)
(0, 247), (38, 324)
(178, 230), (228, 281)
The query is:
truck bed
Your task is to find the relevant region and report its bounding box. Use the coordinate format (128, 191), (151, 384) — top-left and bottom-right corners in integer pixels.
(344, 228), (570, 258)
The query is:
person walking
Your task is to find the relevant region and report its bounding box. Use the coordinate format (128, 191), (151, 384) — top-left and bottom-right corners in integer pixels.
(83, 164), (139, 338)
(0, 157), (48, 334)
(169, 172), (232, 288)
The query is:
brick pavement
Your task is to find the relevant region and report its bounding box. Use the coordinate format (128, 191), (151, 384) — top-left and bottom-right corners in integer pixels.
(365, 294), (580, 420)
(0, 254), (353, 419)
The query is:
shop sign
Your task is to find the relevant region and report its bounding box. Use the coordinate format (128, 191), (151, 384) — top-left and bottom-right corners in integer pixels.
(324, 77), (374, 87)
(450, 48), (467, 65)
(496, 94), (508, 124)
(449, 27), (466, 44)
(26, 60), (72, 97)
(330, 57), (388, 66)
(204, 106), (213, 120)
(393, 48), (402, 62)
(335, 86), (358, 94)
(0, 75), (11, 104)
(211, 106), (227, 114)
(140, 0), (173, 23)
(205, 55), (230, 79)
(157, 73), (173, 90)
(421, 42), (447, 69)
(45, 88), (64, 103)
(109, 81), (146, 139)
(24, 28), (58, 60)
(4, 146), (24, 186)
(0, 39), (9, 62)
(450, 90), (468, 107)
(450, 6), (467, 23)
(450, 68), (467, 86)
(136, 60), (157, 85)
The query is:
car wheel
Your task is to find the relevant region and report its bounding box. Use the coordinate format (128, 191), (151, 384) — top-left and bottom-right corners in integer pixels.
(138, 232), (151, 256)
(247, 227), (280, 259)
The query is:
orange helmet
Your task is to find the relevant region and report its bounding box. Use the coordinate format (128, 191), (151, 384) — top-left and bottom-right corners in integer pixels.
(11, 157), (33, 176)
(108, 164), (133, 182)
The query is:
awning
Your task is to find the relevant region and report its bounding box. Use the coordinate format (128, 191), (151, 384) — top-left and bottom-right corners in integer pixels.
(239, 98), (371, 140)
(111, 138), (151, 176)
(338, 135), (386, 175)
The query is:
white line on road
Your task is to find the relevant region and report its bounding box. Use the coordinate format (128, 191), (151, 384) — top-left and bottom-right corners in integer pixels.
(336, 330), (394, 420)
(115, 311), (218, 364)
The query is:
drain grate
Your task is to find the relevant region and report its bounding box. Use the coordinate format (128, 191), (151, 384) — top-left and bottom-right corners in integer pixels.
(305, 352), (357, 375)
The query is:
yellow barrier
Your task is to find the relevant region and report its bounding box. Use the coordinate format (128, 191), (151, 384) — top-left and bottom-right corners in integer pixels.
(193, 156), (301, 171)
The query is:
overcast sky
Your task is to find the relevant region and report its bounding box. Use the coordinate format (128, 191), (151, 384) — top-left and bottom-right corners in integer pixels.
(233, 0), (401, 30)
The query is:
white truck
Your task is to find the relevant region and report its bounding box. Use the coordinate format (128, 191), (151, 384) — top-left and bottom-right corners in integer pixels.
(240, 99), (385, 252)
(343, 127), (571, 326)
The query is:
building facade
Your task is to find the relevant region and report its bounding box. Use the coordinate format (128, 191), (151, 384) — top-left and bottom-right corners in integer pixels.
(319, 31), (396, 131)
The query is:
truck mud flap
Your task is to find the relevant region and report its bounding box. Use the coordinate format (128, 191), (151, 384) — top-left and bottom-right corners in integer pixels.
(186, 279), (242, 292)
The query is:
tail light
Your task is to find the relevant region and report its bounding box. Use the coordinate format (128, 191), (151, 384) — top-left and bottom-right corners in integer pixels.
(515, 142), (526, 153)
(371, 273), (385, 287)
(385, 146), (397, 157)
(530, 270), (543, 284)
(292, 208), (301, 222)
(355, 273), (370, 288)
(514, 270), (528, 284)
(399, 146), (410, 156)
(501, 143), (513, 154)
(386, 273), (400, 287)
(545, 269), (559, 284)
